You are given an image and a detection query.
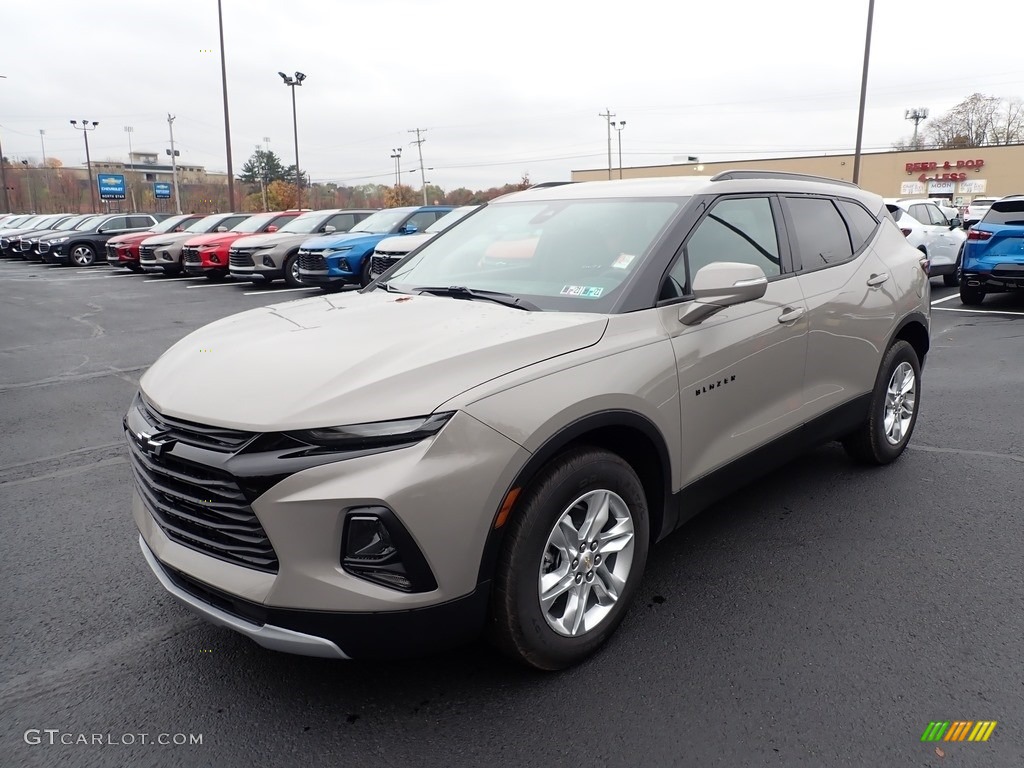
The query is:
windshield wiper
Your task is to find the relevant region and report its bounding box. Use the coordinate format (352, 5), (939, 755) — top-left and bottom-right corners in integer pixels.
(414, 285), (539, 311)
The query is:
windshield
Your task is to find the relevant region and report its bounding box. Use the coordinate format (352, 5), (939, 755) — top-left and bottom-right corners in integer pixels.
(971, 199), (996, 207)
(74, 216), (106, 230)
(231, 212), (281, 233)
(425, 206), (478, 234)
(983, 200), (1024, 226)
(385, 199), (683, 313)
(185, 214), (233, 233)
(150, 214), (196, 234)
(352, 208), (416, 234)
(29, 215), (63, 229)
(278, 211), (331, 234)
(15, 216), (47, 229)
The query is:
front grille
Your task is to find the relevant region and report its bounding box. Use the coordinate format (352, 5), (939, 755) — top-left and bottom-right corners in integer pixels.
(37, 241), (50, 253)
(298, 251), (326, 271)
(139, 245), (156, 261)
(139, 398), (255, 452)
(0, 237), (9, 249)
(370, 254), (400, 276)
(19, 239), (32, 252)
(229, 249), (255, 267)
(183, 247), (201, 264)
(128, 436), (279, 573)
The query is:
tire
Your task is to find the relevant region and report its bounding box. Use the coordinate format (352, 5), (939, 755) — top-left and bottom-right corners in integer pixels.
(69, 243), (97, 267)
(359, 258), (372, 288)
(944, 245), (964, 287)
(959, 281), (985, 306)
(318, 283), (343, 294)
(488, 446), (650, 671)
(205, 271), (226, 282)
(841, 340), (921, 465)
(164, 257), (183, 277)
(283, 252), (302, 287)
(126, 263), (143, 273)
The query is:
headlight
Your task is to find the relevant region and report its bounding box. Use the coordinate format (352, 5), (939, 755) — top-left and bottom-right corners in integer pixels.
(326, 246), (353, 254)
(50, 236), (69, 244)
(287, 412), (453, 449)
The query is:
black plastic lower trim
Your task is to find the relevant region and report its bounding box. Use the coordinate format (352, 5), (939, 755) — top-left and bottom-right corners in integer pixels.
(161, 562), (489, 659)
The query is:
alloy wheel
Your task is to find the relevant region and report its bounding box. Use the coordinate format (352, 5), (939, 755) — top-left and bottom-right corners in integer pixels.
(883, 362), (916, 445)
(71, 245), (95, 266)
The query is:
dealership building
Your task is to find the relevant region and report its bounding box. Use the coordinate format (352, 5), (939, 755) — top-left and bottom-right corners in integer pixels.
(572, 143), (1024, 207)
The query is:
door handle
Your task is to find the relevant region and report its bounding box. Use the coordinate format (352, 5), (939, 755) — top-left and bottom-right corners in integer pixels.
(777, 306), (805, 323)
(866, 272), (889, 287)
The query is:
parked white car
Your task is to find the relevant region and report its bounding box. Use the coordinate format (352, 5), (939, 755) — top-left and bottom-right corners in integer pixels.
(896, 198), (960, 226)
(884, 198), (966, 286)
(964, 197), (998, 229)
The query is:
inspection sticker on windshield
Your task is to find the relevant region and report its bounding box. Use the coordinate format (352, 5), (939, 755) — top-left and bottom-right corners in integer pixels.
(611, 253), (636, 269)
(560, 285), (604, 298)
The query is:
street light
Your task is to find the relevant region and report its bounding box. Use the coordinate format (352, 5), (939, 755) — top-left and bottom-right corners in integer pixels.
(612, 120), (626, 180)
(279, 70), (305, 208)
(390, 147), (403, 188)
(851, 0), (876, 185)
(70, 119), (99, 212)
(20, 160), (35, 212)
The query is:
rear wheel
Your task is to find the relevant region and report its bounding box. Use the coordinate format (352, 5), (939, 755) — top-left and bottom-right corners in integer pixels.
(959, 281), (985, 306)
(488, 447), (649, 670)
(842, 340), (920, 465)
(283, 252), (302, 287)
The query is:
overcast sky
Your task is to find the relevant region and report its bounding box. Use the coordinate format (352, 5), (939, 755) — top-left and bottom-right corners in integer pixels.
(2, 0), (1022, 191)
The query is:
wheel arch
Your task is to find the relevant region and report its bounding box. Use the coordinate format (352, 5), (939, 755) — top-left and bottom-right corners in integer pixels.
(889, 311), (930, 368)
(476, 410), (673, 586)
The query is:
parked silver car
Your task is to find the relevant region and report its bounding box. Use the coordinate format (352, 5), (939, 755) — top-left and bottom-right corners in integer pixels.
(128, 171), (930, 670)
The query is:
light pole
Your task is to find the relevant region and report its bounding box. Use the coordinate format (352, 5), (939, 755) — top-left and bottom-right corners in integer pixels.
(612, 120), (626, 179)
(278, 71), (305, 208)
(255, 145), (268, 211)
(217, 0), (236, 210)
(124, 126), (137, 212)
(39, 129), (47, 166)
(70, 119), (99, 212)
(851, 0), (875, 185)
(167, 114), (182, 214)
(390, 147), (402, 189)
(39, 129), (50, 212)
(21, 160), (35, 212)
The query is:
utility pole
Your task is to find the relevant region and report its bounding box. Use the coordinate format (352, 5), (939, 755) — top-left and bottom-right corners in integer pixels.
(613, 120), (626, 179)
(390, 147), (402, 189)
(0, 130), (9, 213)
(39, 129), (50, 212)
(599, 108), (615, 180)
(408, 128), (428, 205)
(851, 0), (875, 185)
(21, 161), (35, 212)
(904, 108), (929, 148)
(167, 114), (182, 214)
(124, 126), (136, 212)
(39, 130), (47, 166)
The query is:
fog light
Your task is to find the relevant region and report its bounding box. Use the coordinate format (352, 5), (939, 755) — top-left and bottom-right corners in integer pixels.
(341, 508), (437, 593)
(209, 254), (221, 264)
(263, 255), (275, 267)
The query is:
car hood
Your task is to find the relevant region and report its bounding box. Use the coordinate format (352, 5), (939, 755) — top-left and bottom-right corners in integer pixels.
(229, 231), (308, 249)
(39, 228), (97, 241)
(141, 290), (608, 431)
(14, 228), (64, 239)
(374, 232), (435, 254)
(108, 230), (156, 246)
(184, 232), (247, 247)
(299, 231), (383, 250)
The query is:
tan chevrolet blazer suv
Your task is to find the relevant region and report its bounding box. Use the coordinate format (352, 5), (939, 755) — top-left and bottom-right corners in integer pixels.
(126, 171), (930, 670)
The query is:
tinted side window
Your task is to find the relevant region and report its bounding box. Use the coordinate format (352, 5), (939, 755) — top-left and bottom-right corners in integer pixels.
(326, 213), (356, 231)
(128, 216), (153, 229)
(983, 199), (1024, 225)
(675, 197), (781, 291)
(785, 197), (853, 268)
(838, 200), (879, 251)
(268, 214), (296, 229)
(103, 217), (129, 231)
(926, 205), (948, 226)
(219, 216), (248, 230)
(406, 212), (436, 232)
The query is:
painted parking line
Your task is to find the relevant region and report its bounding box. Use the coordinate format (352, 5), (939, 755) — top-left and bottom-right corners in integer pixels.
(186, 281), (246, 289)
(243, 287), (319, 296)
(932, 306), (1024, 317)
(930, 294), (959, 305)
(143, 276), (203, 283)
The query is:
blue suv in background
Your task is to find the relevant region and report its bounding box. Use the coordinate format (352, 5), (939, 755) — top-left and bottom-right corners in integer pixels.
(960, 195), (1024, 306)
(297, 205), (454, 290)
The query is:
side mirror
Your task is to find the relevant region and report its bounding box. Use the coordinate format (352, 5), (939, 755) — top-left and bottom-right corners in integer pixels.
(679, 262), (768, 326)
(949, 219), (961, 229)
(402, 223), (419, 234)
(322, 225), (337, 234)
(266, 225), (279, 233)
(216, 226), (228, 232)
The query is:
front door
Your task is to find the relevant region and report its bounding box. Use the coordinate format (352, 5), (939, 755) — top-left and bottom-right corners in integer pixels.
(659, 195), (808, 487)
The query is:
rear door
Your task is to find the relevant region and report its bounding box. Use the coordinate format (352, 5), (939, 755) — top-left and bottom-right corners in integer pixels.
(787, 196), (899, 420)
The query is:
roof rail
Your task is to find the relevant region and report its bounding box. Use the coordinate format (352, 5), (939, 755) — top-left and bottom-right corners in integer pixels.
(529, 181), (577, 189)
(710, 170), (860, 189)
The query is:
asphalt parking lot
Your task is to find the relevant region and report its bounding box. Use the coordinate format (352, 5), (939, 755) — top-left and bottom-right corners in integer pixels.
(1, 260), (1022, 768)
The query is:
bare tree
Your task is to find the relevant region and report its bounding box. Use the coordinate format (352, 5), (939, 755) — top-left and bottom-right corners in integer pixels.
(924, 93), (1024, 148)
(990, 98), (1024, 145)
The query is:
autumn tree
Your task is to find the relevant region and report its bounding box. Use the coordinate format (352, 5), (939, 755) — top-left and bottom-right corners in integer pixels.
(266, 180), (298, 210)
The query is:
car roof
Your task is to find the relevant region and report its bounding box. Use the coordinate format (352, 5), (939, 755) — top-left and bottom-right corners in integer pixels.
(499, 173), (883, 208)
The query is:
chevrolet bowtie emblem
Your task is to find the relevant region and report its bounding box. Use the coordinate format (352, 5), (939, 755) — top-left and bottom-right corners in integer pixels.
(135, 429), (176, 457)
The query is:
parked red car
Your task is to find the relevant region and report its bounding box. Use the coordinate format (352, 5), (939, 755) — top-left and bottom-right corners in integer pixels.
(106, 214), (203, 271)
(182, 210), (306, 280)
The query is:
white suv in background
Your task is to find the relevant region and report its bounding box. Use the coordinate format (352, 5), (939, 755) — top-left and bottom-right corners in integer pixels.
(965, 197), (998, 229)
(884, 198), (966, 286)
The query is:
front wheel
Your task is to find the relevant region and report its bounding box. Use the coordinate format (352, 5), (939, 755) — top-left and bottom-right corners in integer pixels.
(283, 252), (302, 287)
(488, 447), (650, 670)
(70, 243), (97, 266)
(944, 245), (964, 287)
(842, 340), (921, 465)
(359, 259), (372, 288)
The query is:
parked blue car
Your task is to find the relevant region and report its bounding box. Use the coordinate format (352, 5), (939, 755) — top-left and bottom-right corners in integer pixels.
(297, 205), (454, 290)
(960, 195), (1024, 306)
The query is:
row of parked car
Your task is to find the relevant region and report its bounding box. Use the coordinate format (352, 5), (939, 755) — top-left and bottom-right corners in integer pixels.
(2, 191), (1022, 307)
(0, 204), (477, 289)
